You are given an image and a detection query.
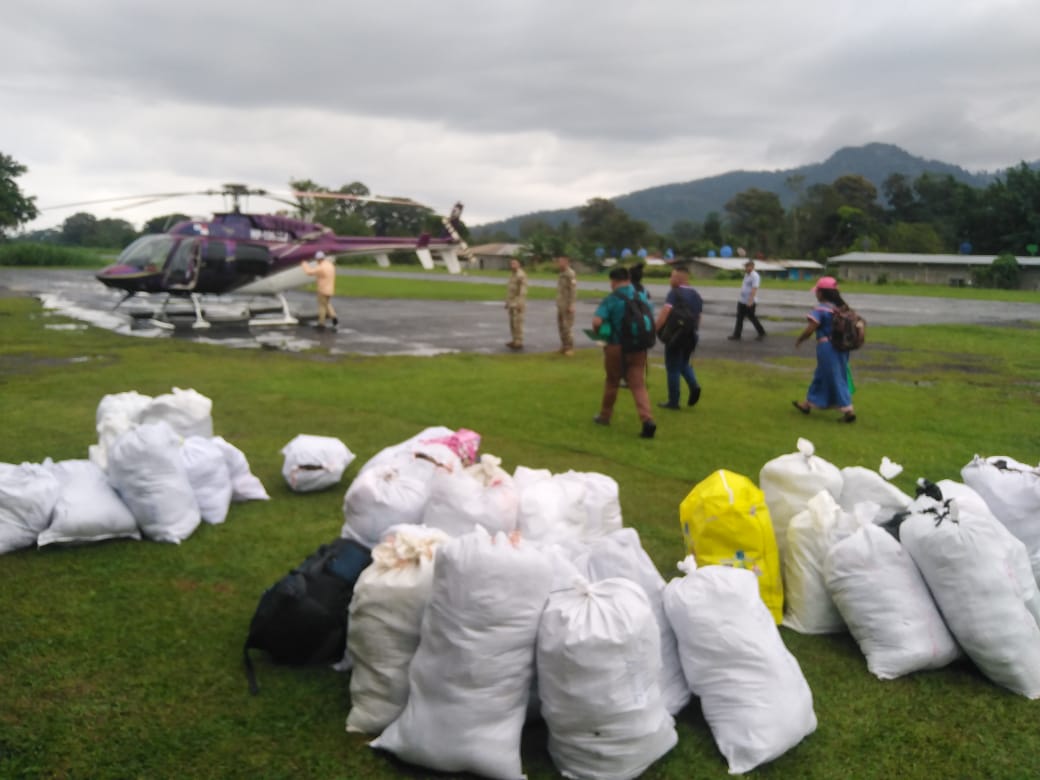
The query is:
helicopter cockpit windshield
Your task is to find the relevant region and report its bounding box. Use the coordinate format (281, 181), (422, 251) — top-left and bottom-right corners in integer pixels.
(116, 234), (177, 272)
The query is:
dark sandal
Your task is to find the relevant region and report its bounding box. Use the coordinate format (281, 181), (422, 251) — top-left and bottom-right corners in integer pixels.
(840, 412), (857, 423)
(792, 401), (810, 415)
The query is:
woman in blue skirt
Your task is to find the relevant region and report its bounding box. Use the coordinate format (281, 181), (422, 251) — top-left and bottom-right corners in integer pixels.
(792, 276), (856, 423)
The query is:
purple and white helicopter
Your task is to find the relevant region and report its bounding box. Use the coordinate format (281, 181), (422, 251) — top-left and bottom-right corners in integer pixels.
(88, 184), (469, 328)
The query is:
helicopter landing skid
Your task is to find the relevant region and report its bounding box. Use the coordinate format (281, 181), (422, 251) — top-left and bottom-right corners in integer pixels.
(247, 294), (298, 327)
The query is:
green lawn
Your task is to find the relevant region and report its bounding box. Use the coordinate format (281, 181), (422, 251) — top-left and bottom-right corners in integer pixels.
(1, 295), (1039, 779)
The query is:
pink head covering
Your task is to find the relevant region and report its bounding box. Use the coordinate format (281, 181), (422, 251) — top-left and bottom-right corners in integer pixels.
(812, 276), (838, 291)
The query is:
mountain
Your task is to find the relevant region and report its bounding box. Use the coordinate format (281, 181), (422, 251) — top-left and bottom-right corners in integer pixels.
(472, 142), (1024, 238)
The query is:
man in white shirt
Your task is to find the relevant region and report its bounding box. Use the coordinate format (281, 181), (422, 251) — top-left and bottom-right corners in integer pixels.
(728, 259), (766, 341)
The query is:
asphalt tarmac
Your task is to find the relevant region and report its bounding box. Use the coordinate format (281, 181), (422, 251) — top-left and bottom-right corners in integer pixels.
(2, 267), (1038, 360)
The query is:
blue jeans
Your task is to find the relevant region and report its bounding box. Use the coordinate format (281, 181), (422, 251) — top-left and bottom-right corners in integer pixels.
(664, 336), (699, 405)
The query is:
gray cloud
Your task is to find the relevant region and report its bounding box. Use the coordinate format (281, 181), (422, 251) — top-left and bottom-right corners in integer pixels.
(4, 0), (1039, 228)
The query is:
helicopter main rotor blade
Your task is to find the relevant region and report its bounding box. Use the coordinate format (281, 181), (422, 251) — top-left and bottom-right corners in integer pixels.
(40, 192), (201, 211)
(290, 191), (428, 209)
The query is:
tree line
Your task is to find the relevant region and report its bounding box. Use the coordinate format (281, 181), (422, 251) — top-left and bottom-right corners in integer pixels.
(481, 165), (1040, 265)
(2, 150), (1037, 265)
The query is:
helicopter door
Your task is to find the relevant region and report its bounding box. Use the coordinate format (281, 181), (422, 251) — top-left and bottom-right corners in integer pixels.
(163, 238), (202, 290)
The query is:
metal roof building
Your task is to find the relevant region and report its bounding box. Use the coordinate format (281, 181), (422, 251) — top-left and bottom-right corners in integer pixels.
(829, 252), (1040, 290)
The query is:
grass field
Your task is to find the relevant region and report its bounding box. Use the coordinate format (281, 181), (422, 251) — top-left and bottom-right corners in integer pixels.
(1, 293), (1039, 779)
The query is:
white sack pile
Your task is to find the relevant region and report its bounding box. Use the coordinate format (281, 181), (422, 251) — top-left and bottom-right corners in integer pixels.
(900, 485), (1040, 698)
(536, 576), (677, 780)
(346, 525), (450, 735)
(663, 558), (817, 774)
(281, 434), (355, 492)
(372, 528), (552, 779)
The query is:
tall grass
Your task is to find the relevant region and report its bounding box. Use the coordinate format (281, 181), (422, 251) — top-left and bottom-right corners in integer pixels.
(0, 296), (1039, 779)
(0, 242), (115, 267)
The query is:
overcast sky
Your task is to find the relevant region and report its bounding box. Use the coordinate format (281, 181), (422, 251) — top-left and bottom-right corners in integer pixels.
(4, 0), (1039, 232)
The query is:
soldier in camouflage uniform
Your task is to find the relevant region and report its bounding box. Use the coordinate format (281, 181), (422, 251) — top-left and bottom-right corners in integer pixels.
(505, 257), (527, 350)
(556, 256), (577, 356)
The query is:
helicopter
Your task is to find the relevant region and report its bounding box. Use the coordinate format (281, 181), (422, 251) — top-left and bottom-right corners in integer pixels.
(55, 184), (470, 329)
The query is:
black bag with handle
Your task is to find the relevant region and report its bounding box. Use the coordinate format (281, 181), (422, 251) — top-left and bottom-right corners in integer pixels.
(243, 537), (371, 694)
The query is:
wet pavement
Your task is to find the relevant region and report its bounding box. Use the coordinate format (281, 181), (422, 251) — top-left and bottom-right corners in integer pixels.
(1, 267), (1038, 360)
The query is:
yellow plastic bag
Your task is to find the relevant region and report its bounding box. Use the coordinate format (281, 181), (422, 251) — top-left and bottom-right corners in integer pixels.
(679, 469), (784, 623)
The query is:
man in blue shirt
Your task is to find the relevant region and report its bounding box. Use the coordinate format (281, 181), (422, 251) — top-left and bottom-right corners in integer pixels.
(591, 266), (657, 439)
(653, 264), (703, 409)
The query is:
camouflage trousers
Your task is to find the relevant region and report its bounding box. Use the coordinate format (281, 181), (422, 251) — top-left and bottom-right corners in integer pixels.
(508, 306), (525, 345)
(557, 308), (575, 350)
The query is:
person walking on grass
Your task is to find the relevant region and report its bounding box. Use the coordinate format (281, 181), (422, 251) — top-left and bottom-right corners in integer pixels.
(793, 276), (856, 423)
(653, 264), (703, 410)
(556, 255), (577, 356)
(591, 266), (657, 439)
(301, 251), (338, 330)
(504, 257), (527, 350)
(728, 259), (766, 341)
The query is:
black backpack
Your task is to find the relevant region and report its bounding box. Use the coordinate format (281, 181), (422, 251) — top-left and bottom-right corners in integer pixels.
(657, 300), (699, 350)
(614, 290), (656, 353)
(830, 305), (866, 352)
(243, 537), (371, 694)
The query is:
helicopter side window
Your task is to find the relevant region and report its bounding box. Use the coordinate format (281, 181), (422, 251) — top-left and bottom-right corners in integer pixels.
(116, 235), (176, 271)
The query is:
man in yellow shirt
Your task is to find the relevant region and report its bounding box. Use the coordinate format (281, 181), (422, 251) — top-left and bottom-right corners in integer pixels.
(302, 251), (338, 330)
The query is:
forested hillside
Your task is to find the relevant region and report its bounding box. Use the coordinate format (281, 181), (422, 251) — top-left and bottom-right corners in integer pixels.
(473, 143), (1018, 238)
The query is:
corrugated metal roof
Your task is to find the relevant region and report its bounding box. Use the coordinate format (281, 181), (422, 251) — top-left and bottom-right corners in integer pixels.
(831, 252), (1040, 267)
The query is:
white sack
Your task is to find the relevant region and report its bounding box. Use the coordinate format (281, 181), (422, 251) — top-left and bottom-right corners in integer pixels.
(900, 491), (1040, 698)
(839, 465), (912, 520)
(107, 422), (201, 544)
(515, 472), (587, 545)
(783, 490), (854, 634)
(210, 436), (269, 501)
(346, 525), (450, 735)
(580, 528), (690, 716)
(90, 390), (153, 472)
(0, 462), (61, 554)
(372, 528), (552, 780)
(280, 434), (355, 492)
(759, 438), (843, 568)
(825, 522), (959, 679)
(341, 444), (459, 547)
(663, 559), (817, 775)
(962, 454), (1040, 582)
(138, 387), (213, 438)
(537, 577), (677, 780)
(420, 454), (518, 537)
(357, 426), (454, 476)
(38, 459), (140, 546)
(179, 437), (233, 524)
(562, 470), (624, 538)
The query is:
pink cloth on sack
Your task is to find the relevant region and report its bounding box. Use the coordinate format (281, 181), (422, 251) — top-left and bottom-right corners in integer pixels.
(422, 428), (481, 466)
